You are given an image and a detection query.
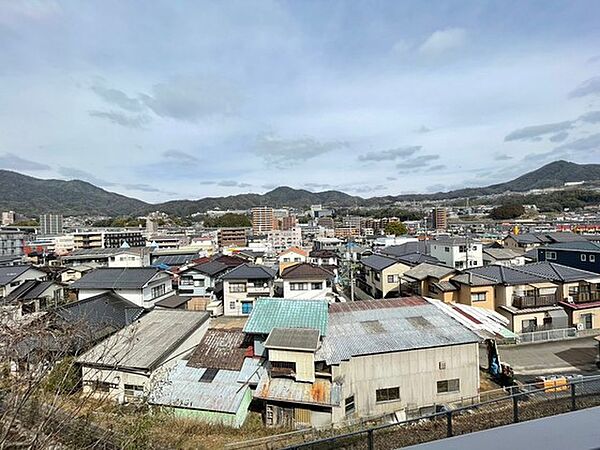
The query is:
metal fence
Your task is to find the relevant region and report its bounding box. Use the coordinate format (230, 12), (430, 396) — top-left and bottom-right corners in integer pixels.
(281, 375), (600, 450)
(518, 327), (577, 344)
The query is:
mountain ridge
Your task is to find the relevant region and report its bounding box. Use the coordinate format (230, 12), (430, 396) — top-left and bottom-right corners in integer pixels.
(0, 160), (599, 216)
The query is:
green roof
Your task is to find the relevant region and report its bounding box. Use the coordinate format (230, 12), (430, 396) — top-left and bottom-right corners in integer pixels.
(243, 298), (328, 336)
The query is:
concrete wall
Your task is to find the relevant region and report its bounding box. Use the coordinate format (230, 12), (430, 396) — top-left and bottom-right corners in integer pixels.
(331, 343), (479, 424)
(282, 279), (331, 300)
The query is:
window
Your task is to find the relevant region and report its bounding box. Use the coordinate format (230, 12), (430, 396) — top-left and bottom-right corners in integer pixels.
(283, 258), (290, 262)
(229, 282), (246, 293)
(376, 387), (400, 403)
(88, 380), (114, 392)
(290, 282), (308, 291)
(194, 279), (205, 287)
(294, 258), (301, 262)
(591, 255), (596, 263)
(458, 245), (467, 253)
(444, 247), (450, 253)
(455, 261), (464, 269)
(546, 251), (557, 260)
(471, 292), (486, 302)
(387, 275), (395, 283)
(241, 301), (253, 314)
(199, 368), (220, 383)
(151, 284), (166, 298)
(311, 282), (323, 290)
(439, 361), (446, 370)
(581, 254), (587, 262)
(437, 379), (460, 394)
(229, 301), (236, 310)
(124, 384), (144, 399)
(522, 318), (537, 333)
(345, 395), (356, 415)
(581, 313), (593, 330)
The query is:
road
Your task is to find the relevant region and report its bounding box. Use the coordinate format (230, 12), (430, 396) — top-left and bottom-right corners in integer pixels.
(499, 337), (599, 379)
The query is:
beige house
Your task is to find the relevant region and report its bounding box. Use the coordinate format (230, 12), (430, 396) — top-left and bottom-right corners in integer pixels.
(357, 254), (411, 298)
(277, 247), (308, 273)
(402, 263), (457, 303)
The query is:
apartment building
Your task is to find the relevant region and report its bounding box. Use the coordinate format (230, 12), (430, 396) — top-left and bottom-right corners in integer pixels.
(430, 237), (483, 269)
(73, 231), (146, 249)
(267, 227), (302, 252)
(0, 230), (25, 257)
(39, 214), (63, 235)
(431, 207), (447, 230)
(252, 207), (275, 235)
(217, 228), (248, 248)
(1, 211), (15, 226)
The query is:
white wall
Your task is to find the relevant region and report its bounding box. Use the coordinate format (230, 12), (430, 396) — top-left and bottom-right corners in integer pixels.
(282, 279), (331, 300)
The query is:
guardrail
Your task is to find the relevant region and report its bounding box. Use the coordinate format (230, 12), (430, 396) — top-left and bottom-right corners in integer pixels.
(278, 375), (600, 450)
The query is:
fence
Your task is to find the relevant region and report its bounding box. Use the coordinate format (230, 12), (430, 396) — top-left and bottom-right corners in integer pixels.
(280, 375), (600, 450)
(518, 327), (577, 344)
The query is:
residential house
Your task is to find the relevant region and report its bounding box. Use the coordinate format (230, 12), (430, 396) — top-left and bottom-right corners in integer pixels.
(482, 248), (527, 267)
(62, 248), (150, 267)
(537, 241), (600, 273)
(308, 249), (338, 267)
(222, 264), (276, 316)
(0, 265), (47, 297)
(60, 264), (98, 284)
(503, 231), (587, 253)
(281, 263), (334, 300)
(402, 263), (457, 302)
(278, 247), (308, 273)
(430, 237), (483, 270)
(71, 267), (173, 309)
(2, 280), (64, 317)
(78, 309), (210, 403)
(178, 260), (230, 297)
(357, 254), (410, 298)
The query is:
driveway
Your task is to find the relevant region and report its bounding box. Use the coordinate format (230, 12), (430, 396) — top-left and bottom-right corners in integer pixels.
(499, 337), (600, 377)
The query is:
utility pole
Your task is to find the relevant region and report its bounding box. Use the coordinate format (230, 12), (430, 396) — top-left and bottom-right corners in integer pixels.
(350, 260), (355, 301)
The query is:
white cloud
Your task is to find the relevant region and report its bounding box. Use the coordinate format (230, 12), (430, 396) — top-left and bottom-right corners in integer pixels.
(418, 28), (467, 56)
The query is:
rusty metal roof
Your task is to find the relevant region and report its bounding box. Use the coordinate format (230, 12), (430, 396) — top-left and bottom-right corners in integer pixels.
(187, 328), (250, 371)
(254, 376), (340, 407)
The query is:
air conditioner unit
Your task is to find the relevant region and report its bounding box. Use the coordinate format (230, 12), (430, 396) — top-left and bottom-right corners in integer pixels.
(566, 296), (574, 304)
(577, 323), (584, 331)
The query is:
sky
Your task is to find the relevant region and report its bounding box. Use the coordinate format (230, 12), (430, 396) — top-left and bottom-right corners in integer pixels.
(0, 0), (600, 203)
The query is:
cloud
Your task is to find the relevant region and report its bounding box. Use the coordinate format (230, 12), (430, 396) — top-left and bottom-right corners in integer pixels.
(415, 125), (431, 133)
(549, 131), (569, 142)
(397, 154), (440, 169)
(504, 121), (574, 141)
(122, 183), (161, 192)
(57, 166), (116, 186)
(304, 183), (333, 190)
(199, 180), (252, 188)
(162, 150), (200, 164)
(351, 185), (386, 194)
(358, 146), (421, 162)
(91, 84), (145, 112)
(255, 133), (347, 167)
(555, 133), (600, 152)
(0, 153), (50, 171)
(261, 184), (278, 190)
(418, 28), (467, 56)
(569, 76), (600, 98)
(89, 110), (151, 128)
(428, 164), (446, 171)
(426, 183), (447, 193)
(494, 153), (513, 161)
(386, 176), (397, 181)
(391, 40), (411, 55)
(579, 110), (600, 124)
(140, 76), (240, 121)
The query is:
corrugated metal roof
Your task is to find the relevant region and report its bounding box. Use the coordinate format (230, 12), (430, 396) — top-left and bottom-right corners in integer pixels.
(152, 254), (194, 266)
(317, 298), (479, 365)
(77, 309), (209, 370)
(187, 328), (249, 371)
(149, 360), (249, 413)
(71, 267), (165, 290)
(255, 376), (340, 407)
(403, 263), (455, 281)
(237, 357), (266, 385)
(243, 298), (328, 336)
(265, 328), (320, 351)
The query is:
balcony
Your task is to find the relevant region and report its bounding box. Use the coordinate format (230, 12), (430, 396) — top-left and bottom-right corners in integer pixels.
(571, 291), (600, 303)
(512, 294), (557, 309)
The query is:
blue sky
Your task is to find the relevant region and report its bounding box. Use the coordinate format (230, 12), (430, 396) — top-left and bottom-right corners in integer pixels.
(0, 0), (599, 202)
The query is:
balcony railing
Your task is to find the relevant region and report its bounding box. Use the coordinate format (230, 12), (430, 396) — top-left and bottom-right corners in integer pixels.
(512, 294), (557, 309)
(571, 291), (600, 303)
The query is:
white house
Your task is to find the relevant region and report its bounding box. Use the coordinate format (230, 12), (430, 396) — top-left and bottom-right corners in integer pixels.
(0, 265), (47, 298)
(281, 263), (334, 300)
(277, 247), (308, 273)
(178, 260), (230, 297)
(430, 237), (483, 270)
(221, 264), (276, 316)
(78, 309), (210, 403)
(71, 267), (173, 309)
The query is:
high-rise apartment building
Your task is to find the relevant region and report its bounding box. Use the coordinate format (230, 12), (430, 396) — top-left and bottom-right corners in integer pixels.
(39, 214), (64, 235)
(431, 207), (448, 230)
(252, 206), (275, 235)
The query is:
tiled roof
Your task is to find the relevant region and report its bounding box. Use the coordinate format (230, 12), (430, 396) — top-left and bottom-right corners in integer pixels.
(187, 260), (229, 277)
(71, 267), (164, 290)
(514, 262), (600, 282)
(279, 247), (308, 257)
(4, 280), (58, 302)
(281, 263), (333, 280)
(379, 242), (430, 258)
(187, 328), (249, 371)
(464, 262), (599, 285)
(243, 298), (328, 336)
(221, 263), (276, 280)
(0, 265), (38, 286)
(317, 297), (479, 365)
(264, 327), (320, 351)
(539, 241), (600, 252)
(213, 254), (247, 268)
(360, 254), (401, 271)
(403, 263), (455, 281)
(154, 294), (190, 309)
(482, 248), (523, 260)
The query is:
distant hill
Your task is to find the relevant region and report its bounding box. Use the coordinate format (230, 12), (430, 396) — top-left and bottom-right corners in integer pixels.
(0, 170), (148, 216)
(1, 160), (599, 217)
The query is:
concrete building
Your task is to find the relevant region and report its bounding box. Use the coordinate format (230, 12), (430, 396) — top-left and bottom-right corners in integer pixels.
(73, 231), (146, 250)
(430, 237), (483, 270)
(78, 309), (210, 404)
(431, 207), (447, 230)
(71, 267), (173, 308)
(39, 214), (63, 235)
(0, 230), (25, 257)
(217, 228), (248, 248)
(267, 227), (302, 252)
(1, 211), (15, 226)
(252, 207), (275, 235)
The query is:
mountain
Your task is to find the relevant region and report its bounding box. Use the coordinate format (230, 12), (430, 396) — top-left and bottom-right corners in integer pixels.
(0, 170), (149, 216)
(1, 160), (599, 217)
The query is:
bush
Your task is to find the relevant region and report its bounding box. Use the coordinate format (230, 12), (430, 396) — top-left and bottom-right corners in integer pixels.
(489, 204), (525, 220)
(43, 357), (80, 395)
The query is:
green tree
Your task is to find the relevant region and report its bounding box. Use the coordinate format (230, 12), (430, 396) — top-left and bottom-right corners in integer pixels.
(489, 203), (525, 220)
(384, 221), (408, 236)
(203, 213), (251, 228)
